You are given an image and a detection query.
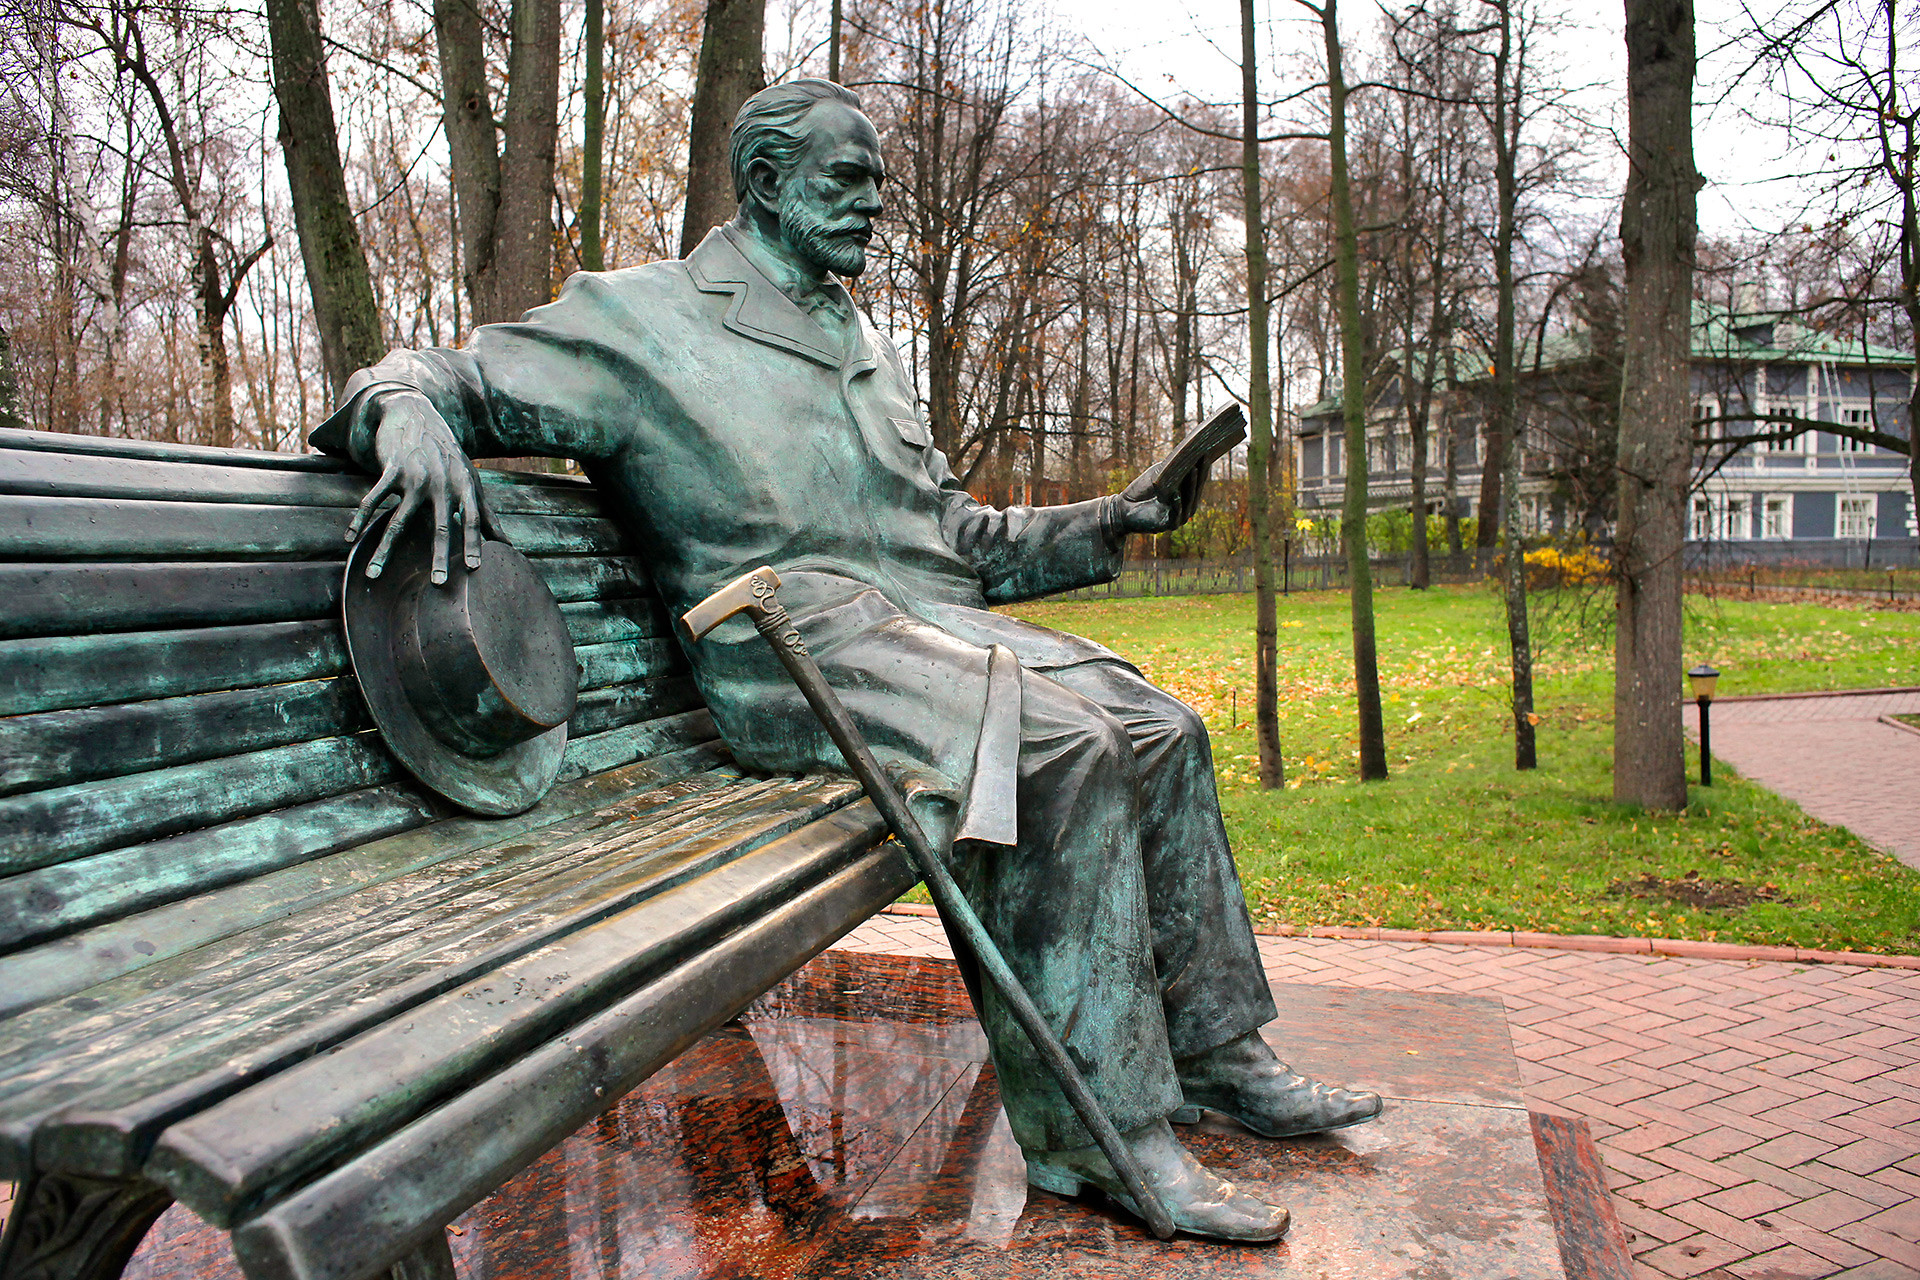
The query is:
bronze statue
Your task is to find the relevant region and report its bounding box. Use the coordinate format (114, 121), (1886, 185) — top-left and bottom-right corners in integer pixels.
(315, 77), (1380, 1243)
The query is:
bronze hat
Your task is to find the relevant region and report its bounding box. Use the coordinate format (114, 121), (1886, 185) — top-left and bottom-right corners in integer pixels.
(343, 511), (578, 815)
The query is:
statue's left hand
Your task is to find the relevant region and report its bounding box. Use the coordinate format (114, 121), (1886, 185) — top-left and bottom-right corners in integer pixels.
(344, 391), (505, 584)
(1116, 465), (1208, 535)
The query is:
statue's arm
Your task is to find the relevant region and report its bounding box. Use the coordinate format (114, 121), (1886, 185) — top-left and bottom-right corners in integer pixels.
(311, 273), (641, 582)
(924, 448), (1130, 604)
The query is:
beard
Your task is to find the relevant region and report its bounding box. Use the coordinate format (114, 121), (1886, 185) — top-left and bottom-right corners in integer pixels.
(779, 189), (869, 278)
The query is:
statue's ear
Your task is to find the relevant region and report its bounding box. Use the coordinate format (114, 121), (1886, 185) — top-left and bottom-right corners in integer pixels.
(743, 157), (784, 216)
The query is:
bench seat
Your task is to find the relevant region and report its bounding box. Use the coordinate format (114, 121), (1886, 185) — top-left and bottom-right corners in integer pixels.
(0, 428), (913, 1280)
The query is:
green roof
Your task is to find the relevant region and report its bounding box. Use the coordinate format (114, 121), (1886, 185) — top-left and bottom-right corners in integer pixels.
(1293, 303), (1911, 425)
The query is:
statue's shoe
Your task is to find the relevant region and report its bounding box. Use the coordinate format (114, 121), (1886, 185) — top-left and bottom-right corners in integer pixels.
(1173, 1031), (1384, 1139)
(1023, 1119), (1290, 1243)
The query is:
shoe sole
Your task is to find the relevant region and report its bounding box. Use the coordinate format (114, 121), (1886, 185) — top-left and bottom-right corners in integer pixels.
(1168, 1100), (1385, 1138)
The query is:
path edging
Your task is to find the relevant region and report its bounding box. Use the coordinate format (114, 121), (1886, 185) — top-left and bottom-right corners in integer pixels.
(878, 904), (1920, 969)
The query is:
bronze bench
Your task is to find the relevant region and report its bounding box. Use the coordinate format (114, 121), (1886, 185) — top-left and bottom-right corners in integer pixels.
(0, 426), (913, 1280)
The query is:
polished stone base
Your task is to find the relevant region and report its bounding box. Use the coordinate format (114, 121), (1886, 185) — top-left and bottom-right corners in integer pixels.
(122, 950), (1627, 1280)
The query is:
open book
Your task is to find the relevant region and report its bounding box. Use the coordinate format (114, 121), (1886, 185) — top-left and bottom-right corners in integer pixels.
(1122, 402), (1248, 507)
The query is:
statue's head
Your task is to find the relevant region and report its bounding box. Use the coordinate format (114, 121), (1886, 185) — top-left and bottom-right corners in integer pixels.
(730, 79), (885, 278)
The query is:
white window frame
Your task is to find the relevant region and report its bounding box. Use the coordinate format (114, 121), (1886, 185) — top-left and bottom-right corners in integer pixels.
(1836, 496), (1876, 539)
(1756, 401), (1806, 453)
(1836, 407), (1874, 453)
(1691, 397), (1723, 439)
(1691, 493), (1752, 541)
(1761, 495), (1792, 540)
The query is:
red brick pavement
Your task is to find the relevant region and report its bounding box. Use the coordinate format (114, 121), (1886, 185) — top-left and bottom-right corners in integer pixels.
(1683, 690), (1920, 870)
(837, 913), (1920, 1280)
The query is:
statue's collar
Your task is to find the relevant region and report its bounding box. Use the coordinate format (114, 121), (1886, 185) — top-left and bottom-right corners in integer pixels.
(687, 227), (875, 372)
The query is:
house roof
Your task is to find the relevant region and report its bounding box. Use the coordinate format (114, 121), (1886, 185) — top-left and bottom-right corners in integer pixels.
(1292, 303), (1912, 428)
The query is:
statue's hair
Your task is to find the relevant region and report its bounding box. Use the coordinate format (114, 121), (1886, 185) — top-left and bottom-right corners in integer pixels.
(729, 79), (864, 203)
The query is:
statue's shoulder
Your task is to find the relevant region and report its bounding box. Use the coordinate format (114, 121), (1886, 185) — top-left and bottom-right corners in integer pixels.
(554, 259), (698, 313)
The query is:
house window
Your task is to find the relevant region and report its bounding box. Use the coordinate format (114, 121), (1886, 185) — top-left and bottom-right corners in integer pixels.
(1837, 496), (1876, 539)
(1762, 496), (1791, 539)
(1836, 407), (1874, 453)
(1691, 399), (1723, 439)
(1691, 494), (1751, 541)
(1756, 402), (1805, 452)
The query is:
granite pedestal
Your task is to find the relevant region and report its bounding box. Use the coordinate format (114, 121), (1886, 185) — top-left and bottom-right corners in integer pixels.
(119, 950), (1630, 1280)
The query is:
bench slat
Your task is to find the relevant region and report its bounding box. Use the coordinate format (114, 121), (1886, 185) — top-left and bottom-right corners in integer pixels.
(0, 760), (751, 1115)
(0, 496), (626, 561)
(0, 734), (399, 876)
(568, 677), (703, 739)
(0, 678), (370, 799)
(0, 786), (442, 952)
(0, 740), (730, 1037)
(0, 426), (349, 471)
(553, 707), (716, 779)
(558, 597), (670, 647)
(0, 562), (341, 640)
(0, 450), (604, 517)
(142, 786), (884, 1224)
(0, 556), (654, 641)
(0, 619), (346, 717)
(1, 775), (802, 1163)
(38, 778), (864, 1186)
(228, 813), (903, 1280)
(576, 636), (685, 690)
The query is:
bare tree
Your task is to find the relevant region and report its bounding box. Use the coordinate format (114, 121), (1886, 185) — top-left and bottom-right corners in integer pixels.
(434, 0), (562, 326)
(679, 0), (764, 255)
(267, 0), (382, 394)
(1615, 0), (1699, 811)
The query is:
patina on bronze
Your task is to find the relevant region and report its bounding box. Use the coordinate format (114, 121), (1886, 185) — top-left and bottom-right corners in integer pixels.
(316, 77), (1380, 1242)
(683, 564), (1180, 1240)
(343, 508), (576, 815)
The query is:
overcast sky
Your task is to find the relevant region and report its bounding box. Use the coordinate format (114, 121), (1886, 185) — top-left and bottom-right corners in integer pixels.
(1038, 0), (1818, 240)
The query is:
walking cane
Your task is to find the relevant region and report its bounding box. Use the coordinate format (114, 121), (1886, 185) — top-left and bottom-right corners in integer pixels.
(682, 566), (1177, 1240)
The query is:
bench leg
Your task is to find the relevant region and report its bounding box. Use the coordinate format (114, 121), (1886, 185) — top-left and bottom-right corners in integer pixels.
(0, 1171), (172, 1280)
(386, 1232), (457, 1280)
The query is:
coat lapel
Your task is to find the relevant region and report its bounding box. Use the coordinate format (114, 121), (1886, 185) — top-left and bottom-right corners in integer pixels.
(687, 228), (850, 371)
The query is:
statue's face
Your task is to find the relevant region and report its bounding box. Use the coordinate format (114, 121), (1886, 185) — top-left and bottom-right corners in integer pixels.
(775, 102), (886, 278)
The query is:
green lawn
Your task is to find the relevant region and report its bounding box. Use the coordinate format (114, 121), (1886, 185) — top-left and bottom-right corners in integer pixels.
(993, 586), (1920, 955)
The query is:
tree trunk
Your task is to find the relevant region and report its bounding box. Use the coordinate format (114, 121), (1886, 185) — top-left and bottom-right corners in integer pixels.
(1503, 406), (1536, 768)
(1490, 0), (1534, 769)
(267, 0), (384, 395)
(680, 0), (766, 257)
(581, 0), (605, 271)
(1614, 0), (1698, 810)
(494, 0), (562, 317)
(1243, 0), (1283, 789)
(1323, 0), (1388, 781)
(435, 0), (503, 323)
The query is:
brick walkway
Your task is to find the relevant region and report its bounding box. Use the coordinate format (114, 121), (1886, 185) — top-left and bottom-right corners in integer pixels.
(1684, 690), (1920, 870)
(838, 913), (1920, 1280)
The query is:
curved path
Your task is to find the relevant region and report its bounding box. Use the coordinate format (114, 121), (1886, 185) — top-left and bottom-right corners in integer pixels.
(1685, 689), (1920, 870)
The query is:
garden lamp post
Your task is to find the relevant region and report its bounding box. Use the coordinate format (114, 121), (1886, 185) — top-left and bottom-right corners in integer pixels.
(1688, 663), (1720, 787)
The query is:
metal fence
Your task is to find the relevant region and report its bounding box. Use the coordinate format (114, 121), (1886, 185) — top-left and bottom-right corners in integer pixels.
(1054, 549), (1494, 600)
(1051, 541), (1920, 605)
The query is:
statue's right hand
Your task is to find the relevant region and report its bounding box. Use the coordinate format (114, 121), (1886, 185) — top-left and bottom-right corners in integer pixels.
(344, 392), (503, 584)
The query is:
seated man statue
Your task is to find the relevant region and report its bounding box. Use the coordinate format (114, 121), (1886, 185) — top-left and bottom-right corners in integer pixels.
(315, 76), (1380, 1242)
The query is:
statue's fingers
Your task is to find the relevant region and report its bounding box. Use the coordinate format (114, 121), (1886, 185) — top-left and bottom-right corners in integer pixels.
(457, 471), (485, 569)
(345, 469), (400, 543)
(366, 487), (421, 579)
(426, 465), (453, 585)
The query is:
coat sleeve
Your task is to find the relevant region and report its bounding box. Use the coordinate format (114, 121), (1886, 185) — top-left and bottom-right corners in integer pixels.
(309, 272), (651, 469)
(924, 445), (1129, 605)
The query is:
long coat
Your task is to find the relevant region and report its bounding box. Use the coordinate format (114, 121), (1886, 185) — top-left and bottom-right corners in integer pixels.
(314, 227), (1133, 848)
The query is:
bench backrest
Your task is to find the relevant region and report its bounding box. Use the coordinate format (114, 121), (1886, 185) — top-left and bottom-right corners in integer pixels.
(0, 427), (714, 986)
